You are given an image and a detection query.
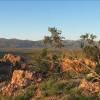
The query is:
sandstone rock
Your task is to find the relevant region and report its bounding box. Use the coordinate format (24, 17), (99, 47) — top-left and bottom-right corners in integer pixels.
(2, 53), (25, 66)
(0, 54), (26, 81)
(1, 83), (18, 96)
(1, 70), (34, 96)
(83, 58), (97, 68)
(25, 70), (33, 80)
(61, 58), (96, 73)
(11, 70), (33, 87)
(79, 79), (100, 96)
(61, 58), (86, 73)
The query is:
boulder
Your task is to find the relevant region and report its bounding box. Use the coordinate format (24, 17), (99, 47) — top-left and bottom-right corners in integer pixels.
(11, 70), (33, 87)
(61, 58), (86, 73)
(79, 79), (100, 96)
(1, 70), (34, 96)
(25, 70), (34, 80)
(82, 58), (97, 68)
(2, 54), (25, 66)
(61, 58), (97, 73)
(1, 83), (18, 96)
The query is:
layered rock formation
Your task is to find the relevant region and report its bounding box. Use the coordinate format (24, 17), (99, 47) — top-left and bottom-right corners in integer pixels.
(61, 58), (97, 73)
(11, 70), (33, 87)
(1, 84), (18, 96)
(0, 54), (26, 81)
(1, 69), (43, 96)
(1, 70), (33, 96)
(2, 53), (25, 66)
(79, 79), (100, 96)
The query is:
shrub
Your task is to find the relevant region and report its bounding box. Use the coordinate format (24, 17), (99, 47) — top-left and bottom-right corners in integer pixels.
(40, 48), (48, 58)
(40, 78), (68, 96)
(83, 46), (100, 62)
(14, 84), (35, 100)
(68, 87), (99, 100)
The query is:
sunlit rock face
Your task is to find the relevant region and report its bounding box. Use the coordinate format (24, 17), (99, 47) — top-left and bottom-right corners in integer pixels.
(61, 58), (97, 73)
(1, 70), (43, 96)
(79, 79), (100, 96)
(11, 70), (33, 87)
(0, 54), (26, 81)
(1, 83), (18, 96)
(2, 53), (25, 66)
(1, 70), (34, 96)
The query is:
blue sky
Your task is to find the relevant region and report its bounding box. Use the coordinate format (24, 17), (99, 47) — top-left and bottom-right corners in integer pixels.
(0, 0), (100, 40)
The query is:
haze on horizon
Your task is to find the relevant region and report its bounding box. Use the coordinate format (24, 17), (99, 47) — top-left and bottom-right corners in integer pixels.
(0, 0), (100, 41)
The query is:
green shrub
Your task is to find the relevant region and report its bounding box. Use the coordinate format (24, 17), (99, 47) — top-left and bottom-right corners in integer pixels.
(40, 78), (68, 96)
(14, 84), (35, 100)
(83, 46), (100, 62)
(68, 87), (99, 100)
(40, 48), (48, 58)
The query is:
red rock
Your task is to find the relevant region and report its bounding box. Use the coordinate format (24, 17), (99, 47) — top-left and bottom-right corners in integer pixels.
(25, 71), (33, 80)
(3, 54), (25, 66)
(11, 70), (33, 87)
(61, 58), (96, 73)
(1, 83), (18, 96)
(79, 79), (100, 96)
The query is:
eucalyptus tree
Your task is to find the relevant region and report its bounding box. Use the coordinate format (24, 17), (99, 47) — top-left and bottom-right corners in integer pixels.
(43, 27), (65, 48)
(80, 33), (90, 41)
(87, 34), (96, 44)
(80, 33), (97, 48)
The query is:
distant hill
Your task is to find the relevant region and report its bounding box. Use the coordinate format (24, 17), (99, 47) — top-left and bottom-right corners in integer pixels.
(0, 38), (44, 48)
(0, 38), (95, 49)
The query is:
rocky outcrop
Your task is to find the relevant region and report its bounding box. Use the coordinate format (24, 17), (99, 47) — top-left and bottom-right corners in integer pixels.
(11, 70), (33, 87)
(82, 58), (96, 68)
(1, 70), (43, 96)
(11, 70), (43, 84)
(2, 54), (25, 66)
(79, 79), (100, 96)
(1, 83), (18, 96)
(0, 54), (26, 81)
(1, 70), (34, 96)
(61, 58), (97, 73)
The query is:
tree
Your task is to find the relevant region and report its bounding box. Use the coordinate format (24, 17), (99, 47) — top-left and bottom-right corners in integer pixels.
(80, 35), (87, 41)
(80, 33), (97, 48)
(90, 34), (96, 40)
(80, 33), (89, 41)
(87, 34), (96, 44)
(43, 36), (52, 47)
(80, 34), (100, 64)
(83, 46), (100, 61)
(43, 27), (65, 48)
(80, 33), (89, 48)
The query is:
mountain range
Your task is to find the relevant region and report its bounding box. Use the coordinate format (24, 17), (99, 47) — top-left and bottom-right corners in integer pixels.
(0, 38), (86, 49)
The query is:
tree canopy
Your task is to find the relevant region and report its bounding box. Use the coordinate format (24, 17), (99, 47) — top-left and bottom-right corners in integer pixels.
(43, 27), (65, 48)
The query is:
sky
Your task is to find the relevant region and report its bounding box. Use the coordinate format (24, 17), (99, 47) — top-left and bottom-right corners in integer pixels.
(0, 0), (100, 41)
